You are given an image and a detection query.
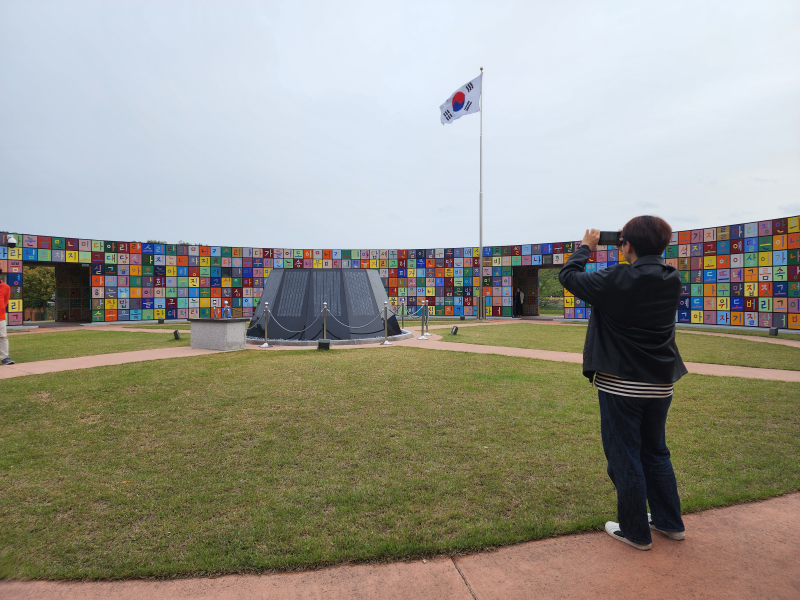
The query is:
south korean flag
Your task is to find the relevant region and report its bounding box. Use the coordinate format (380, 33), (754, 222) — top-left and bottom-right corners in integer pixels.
(439, 74), (482, 125)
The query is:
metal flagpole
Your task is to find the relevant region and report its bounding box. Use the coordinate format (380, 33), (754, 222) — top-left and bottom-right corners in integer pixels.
(479, 66), (483, 253)
(479, 66), (484, 320)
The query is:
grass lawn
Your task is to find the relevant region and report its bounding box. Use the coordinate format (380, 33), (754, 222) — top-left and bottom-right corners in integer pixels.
(431, 323), (800, 371)
(123, 324), (192, 331)
(1, 347), (798, 579)
(5, 330), (191, 363)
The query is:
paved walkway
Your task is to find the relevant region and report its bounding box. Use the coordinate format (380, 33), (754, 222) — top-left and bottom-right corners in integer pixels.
(0, 347), (217, 379)
(388, 333), (800, 382)
(3, 323), (800, 382)
(422, 318), (800, 348)
(2, 493), (797, 600)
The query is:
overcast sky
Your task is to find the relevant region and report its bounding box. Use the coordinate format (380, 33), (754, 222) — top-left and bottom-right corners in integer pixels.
(1, 0), (798, 249)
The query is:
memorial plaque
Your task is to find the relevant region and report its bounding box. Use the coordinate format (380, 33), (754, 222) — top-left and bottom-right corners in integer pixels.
(312, 270), (342, 316)
(344, 270), (376, 316)
(276, 270), (309, 317)
(303, 270), (348, 340)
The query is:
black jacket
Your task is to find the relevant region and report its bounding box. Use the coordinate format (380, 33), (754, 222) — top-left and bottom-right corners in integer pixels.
(559, 245), (687, 384)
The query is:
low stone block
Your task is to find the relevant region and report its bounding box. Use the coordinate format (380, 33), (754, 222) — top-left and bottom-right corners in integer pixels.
(190, 318), (249, 351)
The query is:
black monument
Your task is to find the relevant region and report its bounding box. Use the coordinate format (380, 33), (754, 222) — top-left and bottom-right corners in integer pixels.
(246, 269), (402, 341)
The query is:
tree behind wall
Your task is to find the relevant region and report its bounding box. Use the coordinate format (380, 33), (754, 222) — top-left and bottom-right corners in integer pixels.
(22, 266), (56, 309)
(538, 267), (563, 298)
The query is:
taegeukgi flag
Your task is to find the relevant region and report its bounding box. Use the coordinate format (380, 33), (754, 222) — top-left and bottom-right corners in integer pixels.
(439, 73), (482, 125)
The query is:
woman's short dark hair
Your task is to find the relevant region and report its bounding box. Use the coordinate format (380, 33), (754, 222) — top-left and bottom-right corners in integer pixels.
(622, 215), (673, 257)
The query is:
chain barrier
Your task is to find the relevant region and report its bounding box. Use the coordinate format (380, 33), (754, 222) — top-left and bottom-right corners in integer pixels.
(325, 309), (384, 330)
(262, 306), (324, 334)
(255, 298), (445, 344)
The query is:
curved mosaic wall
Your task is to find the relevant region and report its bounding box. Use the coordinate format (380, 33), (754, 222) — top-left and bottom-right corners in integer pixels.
(1, 214), (799, 329)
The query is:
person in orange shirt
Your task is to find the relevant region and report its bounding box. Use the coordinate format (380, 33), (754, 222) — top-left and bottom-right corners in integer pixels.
(0, 269), (14, 365)
(0, 266), (14, 365)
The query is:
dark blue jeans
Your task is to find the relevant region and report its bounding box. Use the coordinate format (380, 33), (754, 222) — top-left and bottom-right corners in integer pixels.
(598, 390), (684, 545)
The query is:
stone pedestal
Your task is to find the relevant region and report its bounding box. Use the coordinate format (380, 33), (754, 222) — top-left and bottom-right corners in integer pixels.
(190, 318), (249, 351)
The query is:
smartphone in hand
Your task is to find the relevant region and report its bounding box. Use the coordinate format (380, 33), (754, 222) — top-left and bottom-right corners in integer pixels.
(599, 231), (622, 246)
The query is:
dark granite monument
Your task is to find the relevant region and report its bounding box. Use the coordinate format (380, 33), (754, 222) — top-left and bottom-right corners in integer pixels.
(246, 269), (402, 341)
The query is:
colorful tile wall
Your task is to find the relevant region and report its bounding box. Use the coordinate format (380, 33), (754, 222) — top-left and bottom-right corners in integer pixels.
(2, 215), (799, 329)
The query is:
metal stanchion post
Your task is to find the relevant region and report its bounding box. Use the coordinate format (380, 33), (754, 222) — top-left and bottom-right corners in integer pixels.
(425, 300), (431, 337)
(401, 305), (404, 330)
(425, 301), (431, 337)
(323, 302), (328, 340)
(417, 300), (428, 340)
(260, 302), (271, 348)
(380, 301), (392, 345)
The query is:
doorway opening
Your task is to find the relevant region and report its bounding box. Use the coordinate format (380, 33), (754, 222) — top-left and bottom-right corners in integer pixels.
(511, 265), (564, 317)
(21, 263), (92, 323)
(21, 264), (57, 323)
(56, 263), (92, 322)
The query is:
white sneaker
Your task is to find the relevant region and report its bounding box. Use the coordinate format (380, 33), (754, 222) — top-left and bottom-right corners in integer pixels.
(604, 521), (652, 550)
(648, 513), (685, 540)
